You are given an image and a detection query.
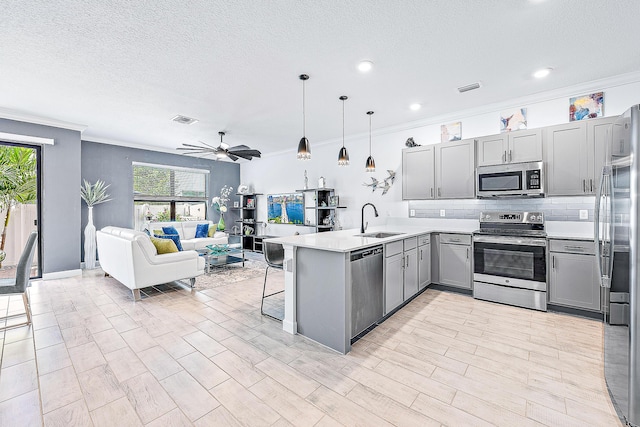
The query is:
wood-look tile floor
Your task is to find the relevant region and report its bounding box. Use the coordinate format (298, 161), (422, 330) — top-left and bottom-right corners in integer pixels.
(0, 269), (624, 427)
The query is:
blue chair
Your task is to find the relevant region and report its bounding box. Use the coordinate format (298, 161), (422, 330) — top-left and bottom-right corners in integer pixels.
(261, 241), (284, 321)
(0, 231), (37, 329)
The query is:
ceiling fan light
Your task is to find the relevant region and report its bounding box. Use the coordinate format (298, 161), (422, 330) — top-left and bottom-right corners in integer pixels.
(338, 146), (350, 166)
(365, 156), (376, 172)
(297, 137), (311, 160)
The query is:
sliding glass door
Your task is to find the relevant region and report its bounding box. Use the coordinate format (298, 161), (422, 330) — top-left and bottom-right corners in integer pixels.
(0, 142), (41, 279)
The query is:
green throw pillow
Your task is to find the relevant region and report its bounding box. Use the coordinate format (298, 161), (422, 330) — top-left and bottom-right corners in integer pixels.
(153, 229), (164, 235)
(208, 226), (216, 237)
(150, 236), (178, 254)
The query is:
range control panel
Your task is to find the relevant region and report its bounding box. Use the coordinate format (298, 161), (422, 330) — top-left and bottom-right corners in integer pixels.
(480, 211), (544, 224)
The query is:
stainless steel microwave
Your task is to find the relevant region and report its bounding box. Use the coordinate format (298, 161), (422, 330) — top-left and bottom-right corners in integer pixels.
(476, 161), (544, 198)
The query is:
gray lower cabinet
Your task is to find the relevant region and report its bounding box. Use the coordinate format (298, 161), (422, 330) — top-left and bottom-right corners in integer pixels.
(439, 234), (471, 289)
(384, 237), (420, 315)
(549, 239), (600, 311)
(418, 234), (431, 290)
(384, 241), (404, 315)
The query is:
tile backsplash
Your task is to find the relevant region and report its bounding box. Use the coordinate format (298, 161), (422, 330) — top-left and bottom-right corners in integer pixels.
(408, 196), (595, 222)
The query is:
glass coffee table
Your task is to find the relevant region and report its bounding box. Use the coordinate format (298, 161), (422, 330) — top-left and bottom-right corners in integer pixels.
(198, 243), (245, 273)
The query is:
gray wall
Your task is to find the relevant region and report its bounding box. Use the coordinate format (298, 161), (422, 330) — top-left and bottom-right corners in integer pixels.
(81, 141), (240, 260)
(0, 118), (82, 275)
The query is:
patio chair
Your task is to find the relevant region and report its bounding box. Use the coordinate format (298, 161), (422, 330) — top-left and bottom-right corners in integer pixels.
(0, 231), (37, 329)
(261, 241), (284, 321)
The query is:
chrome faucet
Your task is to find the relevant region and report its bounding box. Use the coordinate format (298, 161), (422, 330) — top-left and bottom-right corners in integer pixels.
(361, 203), (379, 234)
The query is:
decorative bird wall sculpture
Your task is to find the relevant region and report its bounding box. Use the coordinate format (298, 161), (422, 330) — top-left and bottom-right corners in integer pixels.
(363, 170), (396, 195)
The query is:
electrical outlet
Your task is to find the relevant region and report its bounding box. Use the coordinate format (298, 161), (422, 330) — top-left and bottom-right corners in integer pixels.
(410, 209), (416, 217)
(579, 209), (588, 220)
(440, 209), (446, 217)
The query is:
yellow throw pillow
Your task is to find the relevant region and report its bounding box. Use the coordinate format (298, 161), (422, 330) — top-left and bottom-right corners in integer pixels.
(208, 226), (216, 237)
(150, 236), (178, 254)
(153, 229), (164, 235)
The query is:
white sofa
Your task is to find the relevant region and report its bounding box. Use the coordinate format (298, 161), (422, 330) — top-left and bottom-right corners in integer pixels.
(148, 221), (228, 250)
(96, 226), (205, 300)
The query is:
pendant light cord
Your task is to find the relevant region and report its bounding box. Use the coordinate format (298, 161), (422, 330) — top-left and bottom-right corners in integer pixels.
(342, 99), (345, 148)
(369, 113), (372, 155)
(302, 79), (306, 137)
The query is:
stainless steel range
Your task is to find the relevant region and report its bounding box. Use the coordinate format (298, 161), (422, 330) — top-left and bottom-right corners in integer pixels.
(473, 211), (547, 311)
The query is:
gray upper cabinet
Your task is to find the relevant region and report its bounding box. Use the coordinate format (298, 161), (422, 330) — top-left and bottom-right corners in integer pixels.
(545, 117), (616, 196)
(402, 145), (435, 200)
(476, 129), (542, 166)
(435, 138), (475, 199)
(590, 116), (617, 195)
(545, 121), (589, 196)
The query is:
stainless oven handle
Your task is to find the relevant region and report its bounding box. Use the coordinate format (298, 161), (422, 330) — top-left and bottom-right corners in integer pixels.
(473, 236), (547, 246)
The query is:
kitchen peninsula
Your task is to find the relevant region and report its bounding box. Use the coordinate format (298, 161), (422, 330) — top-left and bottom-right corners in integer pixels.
(267, 219), (478, 353)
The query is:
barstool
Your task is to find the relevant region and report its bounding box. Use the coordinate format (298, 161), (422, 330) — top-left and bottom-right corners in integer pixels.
(261, 241), (284, 321)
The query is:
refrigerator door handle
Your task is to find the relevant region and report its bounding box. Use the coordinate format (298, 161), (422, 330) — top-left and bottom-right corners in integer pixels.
(594, 167), (608, 288)
(606, 168), (615, 283)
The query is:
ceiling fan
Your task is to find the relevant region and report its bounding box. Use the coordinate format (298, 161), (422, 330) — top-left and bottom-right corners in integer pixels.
(177, 131), (262, 161)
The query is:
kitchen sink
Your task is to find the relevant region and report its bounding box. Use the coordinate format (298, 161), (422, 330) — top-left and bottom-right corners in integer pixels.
(358, 232), (404, 238)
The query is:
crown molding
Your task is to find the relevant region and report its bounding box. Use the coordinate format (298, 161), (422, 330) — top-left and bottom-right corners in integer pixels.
(0, 108), (87, 132)
(0, 131), (55, 145)
(264, 70), (640, 158)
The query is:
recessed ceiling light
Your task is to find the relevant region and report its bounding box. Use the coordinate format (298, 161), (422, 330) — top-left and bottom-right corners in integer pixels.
(171, 115), (198, 125)
(410, 103), (422, 111)
(358, 60), (374, 73)
(533, 68), (553, 79)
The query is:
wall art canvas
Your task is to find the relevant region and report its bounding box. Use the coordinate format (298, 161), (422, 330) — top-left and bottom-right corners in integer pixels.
(500, 108), (528, 132)
(440, 122), (462, 143)
(267, 193), (304, 224)
(570, 92), (604, 121)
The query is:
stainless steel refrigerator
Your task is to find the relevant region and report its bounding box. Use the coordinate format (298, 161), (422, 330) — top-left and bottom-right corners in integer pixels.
(595, 104), (639, 426)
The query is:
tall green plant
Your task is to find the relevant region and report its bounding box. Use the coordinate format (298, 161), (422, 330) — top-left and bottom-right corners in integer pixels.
(0, 146), (37, 267)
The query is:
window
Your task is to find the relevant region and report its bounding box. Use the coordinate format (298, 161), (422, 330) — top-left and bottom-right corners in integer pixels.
(133, 162), (209, 228)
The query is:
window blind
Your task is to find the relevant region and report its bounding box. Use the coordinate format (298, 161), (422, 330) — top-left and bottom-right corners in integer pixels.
(133, 163), (208, 201)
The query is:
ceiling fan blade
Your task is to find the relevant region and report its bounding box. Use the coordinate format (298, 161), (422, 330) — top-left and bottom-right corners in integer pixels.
(229, 149), (261, 158)
(179, 143), (208, 149)
(197, 140), (219, 150)
(227, 153), (239, 161)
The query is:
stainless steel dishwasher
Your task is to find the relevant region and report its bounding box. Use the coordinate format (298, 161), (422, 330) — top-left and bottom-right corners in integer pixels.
(350, 245), (384, 339)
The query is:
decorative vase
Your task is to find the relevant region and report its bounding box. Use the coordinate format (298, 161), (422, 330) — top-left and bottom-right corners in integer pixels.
(84, 206), (97, 269)
(217, 213), (225, 231)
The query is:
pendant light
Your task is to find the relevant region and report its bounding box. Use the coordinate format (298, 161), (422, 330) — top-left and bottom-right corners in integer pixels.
(338, 96), (349, 166)
(297, 74), (311, 160)
(365, 111), (376, 172)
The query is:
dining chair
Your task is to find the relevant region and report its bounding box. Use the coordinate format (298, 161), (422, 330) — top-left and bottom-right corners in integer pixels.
(0, 231), (37, 329)
(261, 241), (284, 321)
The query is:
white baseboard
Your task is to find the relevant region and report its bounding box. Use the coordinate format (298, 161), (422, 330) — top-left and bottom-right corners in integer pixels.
(42, 269), (83, 280)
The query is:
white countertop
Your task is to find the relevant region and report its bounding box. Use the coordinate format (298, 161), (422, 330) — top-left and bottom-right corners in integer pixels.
(545, 221), (595, 240)
(266, 219), (598, 252)
(266, 221), (478, 253)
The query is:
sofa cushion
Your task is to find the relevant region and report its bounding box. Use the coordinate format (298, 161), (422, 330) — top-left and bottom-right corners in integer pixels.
(195, 223), (209, 238)
(155, 233), (183, 251)
(153, 229), (164, 235)
(208, 226), (216, 237)
(162, 226), (180, 237)
(150, 236), (179, 254)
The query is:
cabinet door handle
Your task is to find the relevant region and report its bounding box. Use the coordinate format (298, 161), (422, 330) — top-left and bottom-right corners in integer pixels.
(583, 179), (586, 192)
(466, 248), (469, 259)
(406, 256), (409, 268)
(590, 179), (593, 192)
(509, 150), (512, 162)
(502, 151), (506, 163)
(430, 188), (433, 198)
(552, 255), (555, 269)
(420, 249), (423, 261)
(438, 188), (441, 197)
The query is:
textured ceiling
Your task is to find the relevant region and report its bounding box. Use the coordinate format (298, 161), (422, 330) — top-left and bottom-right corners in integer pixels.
(1, 0), (639, 156)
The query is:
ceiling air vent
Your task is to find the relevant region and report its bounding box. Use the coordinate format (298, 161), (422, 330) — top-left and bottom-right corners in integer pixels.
(457, 82), (481, 93)
(171, 115), (198, 125)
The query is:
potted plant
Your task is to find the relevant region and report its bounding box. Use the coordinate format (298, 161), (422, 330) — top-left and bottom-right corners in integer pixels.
(80, 179), (111, 269)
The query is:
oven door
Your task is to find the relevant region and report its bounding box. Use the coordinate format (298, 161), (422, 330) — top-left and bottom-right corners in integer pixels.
(473, 237), (547, 290)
